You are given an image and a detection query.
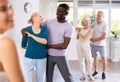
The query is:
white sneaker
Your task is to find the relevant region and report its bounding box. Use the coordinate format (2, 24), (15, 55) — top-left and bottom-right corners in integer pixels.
(88, 75), (95, 81)
(80, 74), (85, 81)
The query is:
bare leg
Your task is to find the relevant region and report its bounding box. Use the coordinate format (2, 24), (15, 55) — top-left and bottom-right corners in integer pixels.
(94, 56), (98, 71)
(101, 57), (107, 72)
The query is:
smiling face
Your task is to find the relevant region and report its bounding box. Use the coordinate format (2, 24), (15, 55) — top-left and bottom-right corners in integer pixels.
(96, 11), (104, 23)
(82, 17), (91, 27)
(82, 20), (90, 27)
(0, 0), (14, 33)
(56, 6), (68, 22)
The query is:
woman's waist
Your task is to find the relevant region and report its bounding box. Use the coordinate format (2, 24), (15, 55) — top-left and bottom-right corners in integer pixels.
(77, 40), (90, 44)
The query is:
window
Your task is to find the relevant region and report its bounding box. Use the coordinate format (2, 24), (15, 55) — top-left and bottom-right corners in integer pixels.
(111, 8), (120, 36)
(57, 2), (73, 25)
(77, 8), (93, 27)
(57, 0), (120, 36)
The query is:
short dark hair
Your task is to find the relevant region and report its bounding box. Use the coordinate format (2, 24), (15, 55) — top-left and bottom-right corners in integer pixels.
(58, 3), (69, 11)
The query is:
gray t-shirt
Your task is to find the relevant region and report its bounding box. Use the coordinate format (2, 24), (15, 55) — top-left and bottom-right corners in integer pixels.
(44, 19), (73, 56)
(91, 21), (108, 46)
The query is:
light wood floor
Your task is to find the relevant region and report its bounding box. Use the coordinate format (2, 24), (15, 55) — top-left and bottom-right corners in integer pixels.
(52, 60), (120, 82)
(0, 60), (120, 82)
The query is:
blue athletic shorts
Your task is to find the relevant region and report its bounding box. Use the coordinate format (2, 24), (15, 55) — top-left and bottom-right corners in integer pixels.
(90, 45), (106, 57)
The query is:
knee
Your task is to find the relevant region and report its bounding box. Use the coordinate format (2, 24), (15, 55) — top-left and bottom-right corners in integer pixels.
(87, 58), (92, 63)
(102, 57), (107, 63)
(102, 57), (106, 61)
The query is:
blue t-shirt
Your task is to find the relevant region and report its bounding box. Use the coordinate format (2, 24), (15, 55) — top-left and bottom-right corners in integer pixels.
(21, 25), (48, 59)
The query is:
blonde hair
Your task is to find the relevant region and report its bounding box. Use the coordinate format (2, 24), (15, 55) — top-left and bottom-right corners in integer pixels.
(28, 12), (39, 24)
(81, 17), (91, 26)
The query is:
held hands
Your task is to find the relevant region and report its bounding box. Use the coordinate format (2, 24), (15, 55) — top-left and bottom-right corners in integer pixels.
(21, 28), (33, 38)
(76, 27), (82, 39)
(76, 27), (81, 34)
(21, 28), (28, 36)
(46, 44), (50, 49)
(90, 38), (96, 42)
(25, 32), (33, 38)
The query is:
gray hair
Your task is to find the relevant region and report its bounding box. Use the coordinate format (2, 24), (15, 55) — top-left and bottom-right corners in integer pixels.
(81, 17), (91, 26)
(97, 11), (104, 16)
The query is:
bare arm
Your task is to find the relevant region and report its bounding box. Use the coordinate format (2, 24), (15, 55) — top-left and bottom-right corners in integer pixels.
(26, 32), (47, 44)
(76, 28), (82, 39)
(79, 28), (94, 40)
(76, 34), (79, 39)
(0, 37), (24, 82)
(47, 36), (71, 49)
(90, 32), (107, 42)
(21, 28), (28, 49)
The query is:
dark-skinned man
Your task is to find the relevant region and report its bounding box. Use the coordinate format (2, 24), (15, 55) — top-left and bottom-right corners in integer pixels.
(44, 4), (74, 82)
(21, 3), (74, 82)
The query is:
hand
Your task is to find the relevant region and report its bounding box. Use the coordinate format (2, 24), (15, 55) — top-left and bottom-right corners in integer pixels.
(90, 38), (96, 42)
(25, 32), (32, 37)
(21, 28), (28, 36)
(46, 44), (50, 49)
(76, 28), (81, 33)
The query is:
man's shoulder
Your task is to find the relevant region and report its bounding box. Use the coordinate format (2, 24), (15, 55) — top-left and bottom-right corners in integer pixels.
(102, 21), (107, 25)
(91, 21), (97, 25)
(65, 22), (73, 29)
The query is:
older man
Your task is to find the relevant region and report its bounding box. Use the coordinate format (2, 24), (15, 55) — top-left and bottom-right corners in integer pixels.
(90, 11), (108, 80)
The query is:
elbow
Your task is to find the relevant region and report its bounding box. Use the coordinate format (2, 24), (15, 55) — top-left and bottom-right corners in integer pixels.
(42, 40), (47, 45)
(101, 33), (107, 40)
(62, 47), (67, 49)
(101, 36), (106, 40)
(22, 45), (27, 49)
(23, 47), (27, 49)
(62, 45), (67, 49)
(102, 37), (106, 40)
(76, 36), (79, 39)
(22, 45), (25, 48)
(104, 36), (107, 39)
(21, 44), (27, 49)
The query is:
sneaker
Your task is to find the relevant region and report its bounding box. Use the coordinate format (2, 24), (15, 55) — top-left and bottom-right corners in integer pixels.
(88, 75), (95, 81)
(92, 71), (98, 77)
(102, 72), (106, 80)
(80, 74), (85, 81)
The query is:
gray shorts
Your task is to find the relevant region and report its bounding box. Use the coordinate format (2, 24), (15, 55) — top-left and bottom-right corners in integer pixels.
(90, 45), (105, 57)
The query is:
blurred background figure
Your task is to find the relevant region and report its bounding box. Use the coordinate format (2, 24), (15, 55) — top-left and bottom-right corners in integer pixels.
(0, 0), (24, 82)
